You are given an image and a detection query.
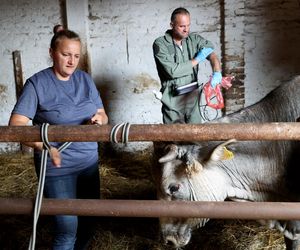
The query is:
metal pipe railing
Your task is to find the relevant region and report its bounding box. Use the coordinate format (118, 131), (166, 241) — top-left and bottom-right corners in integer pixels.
(1, 123), (300, 219)
(1, 198), (300, 220)
(1, 122), (300, 142)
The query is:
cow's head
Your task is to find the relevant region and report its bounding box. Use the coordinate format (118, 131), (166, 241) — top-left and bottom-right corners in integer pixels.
(154, 139), (236, 248)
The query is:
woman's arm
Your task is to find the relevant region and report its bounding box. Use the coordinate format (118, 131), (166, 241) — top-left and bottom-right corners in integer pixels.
(9, 113), (61, 167)
(9, 114), (43, 150)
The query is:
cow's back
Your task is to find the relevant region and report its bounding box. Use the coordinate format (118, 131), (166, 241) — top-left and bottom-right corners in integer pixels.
(219, 76), (300, 123)
(216, 76), (300, 199)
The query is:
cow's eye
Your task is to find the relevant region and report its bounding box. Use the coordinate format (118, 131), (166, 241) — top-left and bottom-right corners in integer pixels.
(169, 183), (180, 194)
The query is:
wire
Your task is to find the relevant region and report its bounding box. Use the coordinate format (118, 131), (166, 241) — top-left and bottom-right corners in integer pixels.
(197, 83), (220, 122)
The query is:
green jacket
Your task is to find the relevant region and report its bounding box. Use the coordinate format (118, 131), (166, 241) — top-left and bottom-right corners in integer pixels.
(153, 30), (214, 92)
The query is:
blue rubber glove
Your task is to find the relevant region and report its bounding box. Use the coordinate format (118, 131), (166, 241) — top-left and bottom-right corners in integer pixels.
(195, 47), (214, 63)
(211, 71), (222, 88)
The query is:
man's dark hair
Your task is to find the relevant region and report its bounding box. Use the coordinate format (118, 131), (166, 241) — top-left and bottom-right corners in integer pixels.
(171, 7), (190, 22)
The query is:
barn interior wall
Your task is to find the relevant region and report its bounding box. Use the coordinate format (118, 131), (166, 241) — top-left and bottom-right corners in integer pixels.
(87, 0), (221, 127)
(0, 0), (299, 152)
(244, 0), (300, 105)
(222, 0), (246, 114)
(0, 0), (62, 152)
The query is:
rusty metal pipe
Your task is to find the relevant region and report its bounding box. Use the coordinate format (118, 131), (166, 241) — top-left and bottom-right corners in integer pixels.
(1, 123), (300, 142)
(2, 198), (300, 220)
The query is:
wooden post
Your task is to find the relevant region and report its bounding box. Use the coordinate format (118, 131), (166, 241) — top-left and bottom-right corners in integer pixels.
(12, 51), (33, 154)
(12, 51), (24, 98)
(65, 0), (90, 72)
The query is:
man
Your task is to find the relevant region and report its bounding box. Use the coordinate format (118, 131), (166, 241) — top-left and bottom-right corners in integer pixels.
(153, 7), (222, 124)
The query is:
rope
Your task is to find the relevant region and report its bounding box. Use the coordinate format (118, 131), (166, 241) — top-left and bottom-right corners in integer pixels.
(28, 123), (71, 250)
(109, 122), (131, 144)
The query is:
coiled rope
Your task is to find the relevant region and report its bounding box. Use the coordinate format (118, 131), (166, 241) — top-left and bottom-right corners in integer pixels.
(109, 122), (131, 144)
(28, 123), (71, 250)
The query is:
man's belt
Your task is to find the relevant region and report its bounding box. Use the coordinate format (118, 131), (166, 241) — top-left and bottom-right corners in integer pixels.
(172, 82), (199, 96)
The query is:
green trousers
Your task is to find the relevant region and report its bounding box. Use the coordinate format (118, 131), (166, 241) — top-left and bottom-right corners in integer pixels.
(161, 88), (202, 124)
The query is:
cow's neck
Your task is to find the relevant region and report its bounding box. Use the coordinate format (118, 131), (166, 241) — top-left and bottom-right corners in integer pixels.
(216, 156), (285, 202)
(189, 167), (228, 201)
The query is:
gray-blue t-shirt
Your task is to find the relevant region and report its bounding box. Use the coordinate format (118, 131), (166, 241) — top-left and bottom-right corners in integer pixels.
(12, 67), (104, 176)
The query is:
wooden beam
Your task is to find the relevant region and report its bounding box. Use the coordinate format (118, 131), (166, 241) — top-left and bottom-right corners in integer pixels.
(65, 0), (90, 72)
(12, 51), (32, 154)
(12, 50), (24, 99)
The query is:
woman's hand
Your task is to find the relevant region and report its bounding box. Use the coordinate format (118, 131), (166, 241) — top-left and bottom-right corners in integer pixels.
(35, 144), (61, 168)
(49, 147), (61, 167)
(90, 108), (108, 125)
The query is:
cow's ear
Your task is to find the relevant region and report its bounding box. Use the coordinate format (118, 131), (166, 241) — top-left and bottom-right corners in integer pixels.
(210, 139), (237, 162)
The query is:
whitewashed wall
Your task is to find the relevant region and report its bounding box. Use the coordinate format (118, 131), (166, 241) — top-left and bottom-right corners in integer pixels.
(88, 0), (220, 126)
(244, 0), (300, 105)
(0, 0), (61, 151)
(0, 0), (300, 152)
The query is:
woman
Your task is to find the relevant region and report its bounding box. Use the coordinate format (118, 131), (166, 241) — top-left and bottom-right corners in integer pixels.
(9, 26), (108, 249)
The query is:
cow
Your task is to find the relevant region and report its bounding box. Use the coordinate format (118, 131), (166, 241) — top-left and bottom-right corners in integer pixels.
(152, 76), (300, 249)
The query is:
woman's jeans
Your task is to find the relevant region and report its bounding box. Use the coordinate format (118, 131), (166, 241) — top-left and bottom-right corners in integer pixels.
(43, 162), (100, 250)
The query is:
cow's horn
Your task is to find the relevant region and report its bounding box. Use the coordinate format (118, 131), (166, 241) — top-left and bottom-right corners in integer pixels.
(221, 138), (237, 147)
(158, 144), (178, 163)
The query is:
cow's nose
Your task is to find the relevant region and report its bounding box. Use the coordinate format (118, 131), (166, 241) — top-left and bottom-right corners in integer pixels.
(169, 183), (180, 194)
(165, 236), (177, 246)
(166, 239), (175, 246)
(165, 236), (183, 248)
